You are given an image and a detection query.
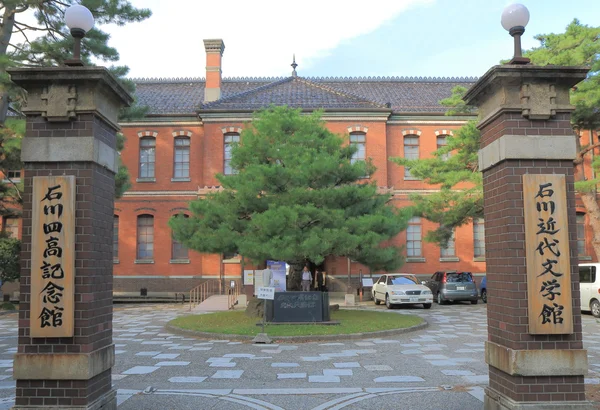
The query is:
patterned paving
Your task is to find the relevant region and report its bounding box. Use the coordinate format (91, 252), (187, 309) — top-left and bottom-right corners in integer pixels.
(1, 303), (600, 409)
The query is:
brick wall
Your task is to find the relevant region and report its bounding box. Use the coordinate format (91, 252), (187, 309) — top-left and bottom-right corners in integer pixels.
(15, 113), (116, 407)
(483, 157), (584, 402)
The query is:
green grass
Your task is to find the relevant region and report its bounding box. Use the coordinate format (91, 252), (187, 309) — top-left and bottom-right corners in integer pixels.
(169, 309), (423, 337)
(0, 302), (16, 311)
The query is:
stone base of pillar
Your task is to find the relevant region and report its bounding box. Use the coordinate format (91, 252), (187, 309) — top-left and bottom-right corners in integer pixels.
(12, 389), (116, 410)
(484, 387), (595, 410)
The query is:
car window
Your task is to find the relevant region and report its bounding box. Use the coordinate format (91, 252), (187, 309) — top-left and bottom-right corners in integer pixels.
(390, 276), (416, 285)
(580, 266), (596, 283)
(386, 277), (393, 285)
(432, 273), (439, 281)
(376, 276), (385, 284)
(446, 272), (473, 283)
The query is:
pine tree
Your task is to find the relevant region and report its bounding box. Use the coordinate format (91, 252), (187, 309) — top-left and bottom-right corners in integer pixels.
(170, 106), (411, 289)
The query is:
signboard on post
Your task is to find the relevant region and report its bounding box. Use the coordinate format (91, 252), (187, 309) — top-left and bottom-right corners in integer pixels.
(30, 176), (76, 338)
(362, 278), (374, 287)
(523, 174), (573, 335)
(267, 260), (287, 292)
(257, 286), (275, 300)
(244, 270), (254, 286)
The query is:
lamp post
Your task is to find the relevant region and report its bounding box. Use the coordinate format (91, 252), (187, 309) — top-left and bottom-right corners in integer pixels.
(501, 3), (530, 64)
(64, 4), (95, 66)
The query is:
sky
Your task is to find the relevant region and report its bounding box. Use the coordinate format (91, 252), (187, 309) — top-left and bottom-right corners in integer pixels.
(95, 0), (600, 80)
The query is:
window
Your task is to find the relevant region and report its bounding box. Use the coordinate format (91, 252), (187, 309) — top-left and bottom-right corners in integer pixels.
(579, 265), (596, 283)
(172, 215), (189, 260)
(137, 215), (154, 260)
(404, 135), (419, 179)
(223, 251), (240, 262)
(174, 138), (190, 179)
(4, 170), (21, 181)
(224, 134), (240, 175)
(577, 213), (586, 257)
(3, 217), (19, 238)
(139, 137), (156, 179)
(113, 216), (119, 261)
(473, 218), (486, 258)
(407, 217), (422, 257)
(441, 230), (456, 258)
(350, 133), (366, 164)
(437, 136), (451, 160)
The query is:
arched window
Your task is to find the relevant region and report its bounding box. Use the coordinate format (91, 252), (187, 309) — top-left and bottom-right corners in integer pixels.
(473, 218), (485, 259)
(172, 215), (189, 261)
(407, 217), (422, 257)
(2, 217), (19, 238)
(113, 215), (119, 261)
(139, 137), (156, 179)
(577, 213), (587, 257)
(224, 133), (240, 175)
(440, 229), (456, 258)
(404, 135), (420, 179)
(350, 132), (366, 164)
(173, 137), (190, 179)
(137, 214), (154, 260)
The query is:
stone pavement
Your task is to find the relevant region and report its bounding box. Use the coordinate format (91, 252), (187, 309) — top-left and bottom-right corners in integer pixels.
(1, 302), (600, 409)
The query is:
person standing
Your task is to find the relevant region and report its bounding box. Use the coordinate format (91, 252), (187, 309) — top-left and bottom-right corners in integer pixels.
(301, 266), (312, 292)
(315, 269), (324, 292)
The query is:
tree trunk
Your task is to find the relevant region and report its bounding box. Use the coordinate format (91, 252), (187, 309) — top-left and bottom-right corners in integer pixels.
(0, 5), (17, 126)
(287, 262), (304, 291)
(580, 193), (600, 259)
(574, 131), (600, 260)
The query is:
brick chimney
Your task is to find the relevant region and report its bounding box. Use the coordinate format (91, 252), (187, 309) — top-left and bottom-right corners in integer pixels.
(203, 39), (225, 103)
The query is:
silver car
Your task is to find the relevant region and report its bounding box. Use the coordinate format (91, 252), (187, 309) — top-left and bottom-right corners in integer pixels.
(423, 271), (479, 305)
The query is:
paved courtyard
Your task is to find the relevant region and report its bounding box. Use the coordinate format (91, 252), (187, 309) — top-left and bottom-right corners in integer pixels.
(1, 303), (600, 409)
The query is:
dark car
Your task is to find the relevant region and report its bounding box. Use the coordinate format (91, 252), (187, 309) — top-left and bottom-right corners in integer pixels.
(480, 276), (487, 303)
(423, 271), (479, 305)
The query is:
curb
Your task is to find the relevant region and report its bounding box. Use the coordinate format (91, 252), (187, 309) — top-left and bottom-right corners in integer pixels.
(0, 310), (17, 317)
(165, 318), (429, 343)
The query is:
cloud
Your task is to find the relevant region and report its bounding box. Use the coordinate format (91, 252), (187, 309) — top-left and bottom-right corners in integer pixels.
(107, 0), (434, 79)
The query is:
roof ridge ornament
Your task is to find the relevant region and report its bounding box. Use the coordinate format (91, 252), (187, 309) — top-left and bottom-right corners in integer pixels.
(291, 54), (298, 77)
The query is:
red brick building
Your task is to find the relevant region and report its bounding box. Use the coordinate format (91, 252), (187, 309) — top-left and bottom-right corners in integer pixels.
(2, 38), (598, 297)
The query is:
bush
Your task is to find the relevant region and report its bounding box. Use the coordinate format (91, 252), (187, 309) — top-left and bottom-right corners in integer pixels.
(0, 301), (16, 311)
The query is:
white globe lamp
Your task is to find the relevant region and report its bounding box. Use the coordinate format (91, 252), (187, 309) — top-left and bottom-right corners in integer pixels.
(501, 3), (530, 64)
(64, 5), (95, 65)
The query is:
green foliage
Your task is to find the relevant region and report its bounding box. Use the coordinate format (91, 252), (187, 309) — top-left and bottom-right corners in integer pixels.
(171, 106), (410, 273)
(0, 302), (16, 310)
(0, 119), (24, 217)
(391, 86), (482, 245)
(524, 19), (600, 130)
(0, 233), (21, 283)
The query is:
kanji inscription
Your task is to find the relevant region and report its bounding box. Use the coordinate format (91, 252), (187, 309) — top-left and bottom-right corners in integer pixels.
(523, 174), (573, 334)
(30, 176), (75, 338)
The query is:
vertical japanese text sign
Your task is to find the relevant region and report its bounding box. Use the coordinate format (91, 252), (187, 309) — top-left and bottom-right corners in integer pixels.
(30, 176), (76, 338)
(524, 174), (573, 334)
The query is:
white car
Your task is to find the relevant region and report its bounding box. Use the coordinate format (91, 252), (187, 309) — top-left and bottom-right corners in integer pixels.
(372, 274), (433, 309)
(579, 263), (600, 317)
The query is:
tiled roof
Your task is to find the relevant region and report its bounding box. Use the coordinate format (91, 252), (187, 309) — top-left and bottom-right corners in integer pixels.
(132, 76), (476, 115)
(201, 77), (387, 111)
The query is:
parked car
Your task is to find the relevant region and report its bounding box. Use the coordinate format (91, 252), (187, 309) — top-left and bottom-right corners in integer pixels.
(479, 276), (487, 303)
(372, 273), (432, 309)
(579, 263), (600, 318)
(423, 271), (479, 305)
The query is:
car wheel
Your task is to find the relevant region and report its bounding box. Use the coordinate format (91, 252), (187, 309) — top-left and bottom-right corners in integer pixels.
(423, 303), (432, 309)
(385, 294), (392, 309)
(374, 292), (380, 305)
(481, 289), (487, 304)
(591, 300), (600, 318)
(471, 299), (478, 305)
(437, 292), (445, 305)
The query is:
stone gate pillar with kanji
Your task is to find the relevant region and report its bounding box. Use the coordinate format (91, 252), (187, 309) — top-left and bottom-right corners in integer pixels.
(465, 65), (594, 409)
(8, 67), (132, 410)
